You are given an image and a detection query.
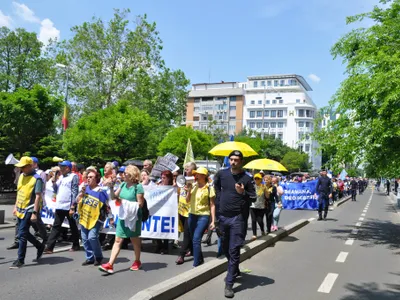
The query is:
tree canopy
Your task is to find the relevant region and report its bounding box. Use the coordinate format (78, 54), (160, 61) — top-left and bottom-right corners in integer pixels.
(280, 151), (312, 173)
(314, 0), (400, 177)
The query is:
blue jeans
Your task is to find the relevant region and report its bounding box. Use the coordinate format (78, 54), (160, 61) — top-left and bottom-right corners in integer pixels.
(18, 212), (42, 263)
(188, 214), (209, 267)
(81, 221), (103, 262)
(273, 207), (282, 227)
(219, 214), (245, 286)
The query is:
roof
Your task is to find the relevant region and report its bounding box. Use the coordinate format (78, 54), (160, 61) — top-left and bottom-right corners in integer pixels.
(247, 74), (313, 91)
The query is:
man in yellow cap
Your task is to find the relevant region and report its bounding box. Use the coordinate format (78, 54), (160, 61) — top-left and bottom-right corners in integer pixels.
(10, 157), (45, 269)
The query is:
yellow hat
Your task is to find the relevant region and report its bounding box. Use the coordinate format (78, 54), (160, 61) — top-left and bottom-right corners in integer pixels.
(193, 167), (208, 176)
(254, 173), (263, 179)
(15, 156), (33, 168)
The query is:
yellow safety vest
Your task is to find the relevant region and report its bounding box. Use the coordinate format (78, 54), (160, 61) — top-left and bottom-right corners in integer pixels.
(16, 173), (40, 219)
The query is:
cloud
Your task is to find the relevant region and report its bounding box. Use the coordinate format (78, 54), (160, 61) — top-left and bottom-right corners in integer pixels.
(0, 10), (13, 27)
(308, 74), (321, 83)
(38, 18), (60, 44)
(13, 2), (40, 23)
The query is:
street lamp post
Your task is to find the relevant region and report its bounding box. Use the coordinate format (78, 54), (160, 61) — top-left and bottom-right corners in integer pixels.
(56, 63), (70, 134)
(261, 85), (266, 140)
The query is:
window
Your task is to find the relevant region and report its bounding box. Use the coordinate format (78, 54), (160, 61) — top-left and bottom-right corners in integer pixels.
(230, 96), (237, 101)
(193, 126), (199, 130)
(278, 122), (284, 128)
(257, 111), (262, 117)
(305, 122), (310, 127)
(250, 111), (255, 118)
(194, 98), (200, 103)
(257, 122), (262, 128)
(230, 116), (236, 120)
(271, 110), (276, 117)
(306, 110), (312, 117)
(266, 100), (270, 104)
(279, 99), (283, 104)
(194, 107), (199, 112)
(261, 81), (265, 86)
(250, 122), (255, 129)
(229, 125), (236, 131)
(305, 134), (310, 140)
(277, 110), (283, 118)
(217, 97), (227, 100)
(305, 144), (310, 152)
(289, 79), (297, 85)
(298, 109), (305, 117)
(202, 115), (208, 121)
(323, 119), (326, 126)
(229, 106), (236, 111)
(298, 132), (304, 140)
(253, 81), (258, 88)
(274, 80), (278, 87)
(202, 97), (213, 101)
(299, 121), (304, 127)
(296, 99), (300, 103)
(193, 116), (199, 121)
(264, 122), (269, 128)
(280, 79), (285, 86)
(251, 100), (255, 105)
(272, 99), (277, 104)
(267, 80), (272, 86)
(258, 100), (262, 105)
(270, 122), (277, 128)
(278, 133), (283, 140)
(264, 110), (269, 117)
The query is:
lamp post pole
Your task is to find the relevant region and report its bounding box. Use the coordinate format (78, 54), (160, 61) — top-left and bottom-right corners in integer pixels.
(56, 63), (70, 134)
(262, 85), (266, 140)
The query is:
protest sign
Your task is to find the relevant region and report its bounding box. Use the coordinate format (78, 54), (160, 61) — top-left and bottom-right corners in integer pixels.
(151, 156), (179, 178)
(281, 180), (318, 210)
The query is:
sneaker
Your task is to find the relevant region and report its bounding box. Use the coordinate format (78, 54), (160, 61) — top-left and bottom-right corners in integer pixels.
(82, 260), (94, 266)
(94, 258), (103, 266)
(185, 251), (192, 257)
(175, 256), (184, 265)
(6, 242), (19, 250)
(251, 235), (257, 241)
(224, 284), (234, 298)
(101, 243), (112, 251)
(44, 248), (53, 254)
(69, 245), (80, 252)
(130, 260), (142, 271)
(9, 260), (24, 269)
(36, 243), (45, 261)
(99, 262), (114, 274)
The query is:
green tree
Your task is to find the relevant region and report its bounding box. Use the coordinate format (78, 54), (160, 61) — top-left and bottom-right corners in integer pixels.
(63, 100), (158, 163)
(56, 9), (189, 124)
(315, 0), (400, 177)
(157, 126), (216, 162)
(0, 27), (54, 92)
(280, 151), (312, 173)
(0, 85), (63, 157)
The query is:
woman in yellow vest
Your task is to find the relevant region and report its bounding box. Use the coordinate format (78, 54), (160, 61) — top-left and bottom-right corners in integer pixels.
(77, 169), (109, 266)
(10, 157), (45, 269)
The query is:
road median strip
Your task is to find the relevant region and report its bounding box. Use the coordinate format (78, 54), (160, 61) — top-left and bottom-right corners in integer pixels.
(130, 218), (310, 300)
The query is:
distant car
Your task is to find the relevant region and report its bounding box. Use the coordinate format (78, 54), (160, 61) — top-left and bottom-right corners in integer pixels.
(195, 160), (221, 173)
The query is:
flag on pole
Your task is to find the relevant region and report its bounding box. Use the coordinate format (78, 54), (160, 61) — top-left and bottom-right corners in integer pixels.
(184, 138), (195, 165)
(62, 104), (68, 130)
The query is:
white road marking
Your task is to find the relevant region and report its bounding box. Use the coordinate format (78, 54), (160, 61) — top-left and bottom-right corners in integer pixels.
(351, 229), (359, 235)
(336, 252), (349, 263)
(308, 217), (316, 222)
(345, 238), (355, 245)
(363, 210), (367, 213)
(359, 217), (364, 221)
(318, 273), (339, 293)
(361, 213), (366, 217)
(356, 222), (362, 227)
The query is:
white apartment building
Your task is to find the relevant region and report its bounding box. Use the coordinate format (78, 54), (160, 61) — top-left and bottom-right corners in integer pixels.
(240, 74), (321, 170)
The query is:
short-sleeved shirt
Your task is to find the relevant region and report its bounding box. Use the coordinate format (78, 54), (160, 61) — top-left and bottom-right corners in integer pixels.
(189, 183), (215, 216)
(116, 182), (144, 238)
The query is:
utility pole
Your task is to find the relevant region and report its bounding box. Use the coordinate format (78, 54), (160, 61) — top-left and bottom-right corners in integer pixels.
(261, 85), (266, 140)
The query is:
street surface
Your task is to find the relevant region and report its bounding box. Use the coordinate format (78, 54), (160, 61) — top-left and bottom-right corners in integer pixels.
(0, 205), (316, 300)
(178, 189), (400, 300)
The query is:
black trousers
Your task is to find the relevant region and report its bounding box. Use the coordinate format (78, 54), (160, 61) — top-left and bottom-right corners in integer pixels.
(265, 202), (275, 233)
(318, 194), (329, 217)
(46, 209), (79, 250)
(250, 208), (265, 236)
(351, 189), (357, 201)
(178, 214), (193, 257)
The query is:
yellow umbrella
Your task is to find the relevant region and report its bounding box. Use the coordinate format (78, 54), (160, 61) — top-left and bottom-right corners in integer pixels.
(244, 158), (288, 172)
(209, 141), (258, 157)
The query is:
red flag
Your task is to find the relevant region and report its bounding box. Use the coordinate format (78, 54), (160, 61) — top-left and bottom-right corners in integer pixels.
(62, 104), (68, 130)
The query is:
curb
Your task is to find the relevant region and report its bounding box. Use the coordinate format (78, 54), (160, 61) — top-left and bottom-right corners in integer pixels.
(0, 223), (15, 230)
(130, 218), (310, 300)
(334, 195), (351, 207)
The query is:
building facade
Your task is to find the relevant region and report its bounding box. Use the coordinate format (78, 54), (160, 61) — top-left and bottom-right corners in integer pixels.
(186, 82), (244, 135)
(185, 74), (322, 170)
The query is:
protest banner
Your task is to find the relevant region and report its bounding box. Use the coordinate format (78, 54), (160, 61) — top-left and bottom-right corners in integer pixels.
(281, 180), (318, 210)
(41, 187), (71, 227)
(151, 155), (179, 178)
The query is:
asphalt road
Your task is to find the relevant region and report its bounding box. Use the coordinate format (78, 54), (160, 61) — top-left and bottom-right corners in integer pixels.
(178, 189), (400, 300)
(0, 205), (316, 300)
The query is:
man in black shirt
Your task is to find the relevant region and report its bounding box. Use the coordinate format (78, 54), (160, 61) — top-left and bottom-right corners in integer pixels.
(314, 169), (332, 221)
(350, 178), (358, 201)
(214, 150), (256, 298)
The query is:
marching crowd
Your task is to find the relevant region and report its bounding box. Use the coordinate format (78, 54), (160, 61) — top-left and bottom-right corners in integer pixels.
(6, 152), (377, 298)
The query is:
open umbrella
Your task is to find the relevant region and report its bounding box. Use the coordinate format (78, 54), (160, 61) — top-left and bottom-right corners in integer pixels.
(244, 158), (288, 172)
(209, 141), (258, 157)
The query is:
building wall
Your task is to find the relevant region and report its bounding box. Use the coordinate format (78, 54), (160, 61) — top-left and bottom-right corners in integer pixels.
(186, 98), (194, 127)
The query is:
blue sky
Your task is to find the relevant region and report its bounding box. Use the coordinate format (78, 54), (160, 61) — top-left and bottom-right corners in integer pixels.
(0, 0), (381, 108)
